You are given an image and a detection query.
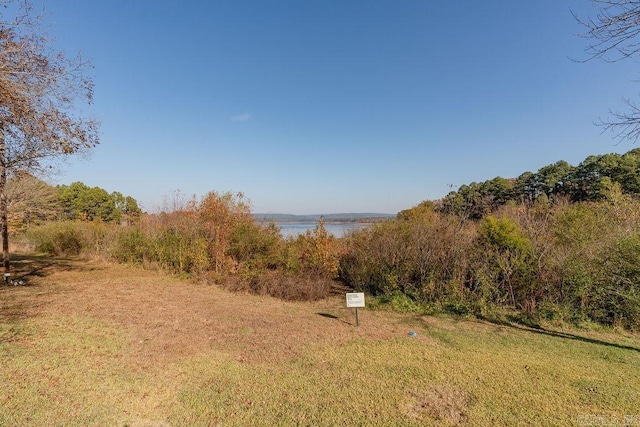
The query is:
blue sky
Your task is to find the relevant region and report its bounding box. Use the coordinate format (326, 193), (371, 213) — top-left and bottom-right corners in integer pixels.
(41, 1), (639, 214)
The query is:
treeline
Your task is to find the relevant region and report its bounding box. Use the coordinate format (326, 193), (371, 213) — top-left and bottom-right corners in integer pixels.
(7, 173), (142, 231)
(340, 149), (640, 330)
(437, 148), (640, 219)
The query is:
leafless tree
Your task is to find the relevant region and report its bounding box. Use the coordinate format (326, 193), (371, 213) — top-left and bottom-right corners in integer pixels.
(0, 0), (99, 271)
(574, 1), (640, 142)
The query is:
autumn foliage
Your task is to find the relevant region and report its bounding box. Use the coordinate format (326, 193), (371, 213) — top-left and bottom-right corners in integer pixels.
(21, 148), (640, 330)
(26, 190), (342, 301)
(340, 193), (640, 330)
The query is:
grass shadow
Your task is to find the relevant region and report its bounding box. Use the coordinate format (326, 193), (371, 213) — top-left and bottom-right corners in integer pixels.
(478, 314), (640, 353)
(0, 254), (107, 322)
(510, 323), (640, 353)
(8, 254), (106, 279)
(316, 312), (353, 326)
(317, 312), (339, 319)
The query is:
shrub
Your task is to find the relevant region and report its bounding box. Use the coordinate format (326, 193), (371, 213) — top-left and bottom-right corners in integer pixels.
(224, 271), (335, 301)
(339, 199), (640, 330)
(26, 221), (85, 256)
(228, 221), (283, 271)
(110, 227), (149, 264)
(290, 219), (342, 278)
(339, 212), (476, 305)
(25, 220), (121, 257)
(589, 234), (640, 330)
(476, 215), (536, 309)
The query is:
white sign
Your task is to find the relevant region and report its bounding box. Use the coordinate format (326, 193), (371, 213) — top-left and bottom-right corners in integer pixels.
(346, 292), (365, 308)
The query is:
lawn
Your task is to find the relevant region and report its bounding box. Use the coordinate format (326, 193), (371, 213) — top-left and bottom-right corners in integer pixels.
(1, 256), (639, 426)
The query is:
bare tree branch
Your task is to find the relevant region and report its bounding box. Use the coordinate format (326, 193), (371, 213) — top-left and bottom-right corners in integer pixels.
(598, 97), (640, 142)
(575, 1), (640, 142)
(574, 0), (640, 62)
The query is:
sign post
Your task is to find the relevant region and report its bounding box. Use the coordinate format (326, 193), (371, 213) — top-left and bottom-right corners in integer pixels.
(346, 292), (365, 326)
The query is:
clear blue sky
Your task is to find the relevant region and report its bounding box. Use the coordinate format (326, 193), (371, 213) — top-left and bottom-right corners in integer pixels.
(42, 0), (638, 214)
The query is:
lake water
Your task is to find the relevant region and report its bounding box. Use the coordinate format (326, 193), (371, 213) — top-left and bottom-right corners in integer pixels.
(276, 222), (369, 238)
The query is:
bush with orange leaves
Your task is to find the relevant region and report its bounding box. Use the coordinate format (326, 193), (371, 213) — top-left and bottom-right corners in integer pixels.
(27, 191), (344, 300)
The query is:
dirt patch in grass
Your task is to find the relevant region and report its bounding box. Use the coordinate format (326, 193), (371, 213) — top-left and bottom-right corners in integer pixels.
(405, 385), (473, 425)
(1, 257), (409, 368)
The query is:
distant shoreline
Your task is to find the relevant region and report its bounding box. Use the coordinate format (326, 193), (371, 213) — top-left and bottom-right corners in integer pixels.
(253, 213), (395, 224)
(258, 219), (389, 224)
(274, 221), (374, 238)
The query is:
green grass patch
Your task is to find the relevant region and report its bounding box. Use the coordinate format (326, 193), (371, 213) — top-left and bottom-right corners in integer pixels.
(170, 319), (640, 426)
(0, 316), (158, 426)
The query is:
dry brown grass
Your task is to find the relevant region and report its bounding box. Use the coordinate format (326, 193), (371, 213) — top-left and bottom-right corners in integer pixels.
(2, 255), (406, 367)
(2, 255), (639, 426)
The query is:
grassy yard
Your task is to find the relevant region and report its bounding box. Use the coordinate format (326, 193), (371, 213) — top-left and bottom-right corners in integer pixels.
(1, 256), (639, 426)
